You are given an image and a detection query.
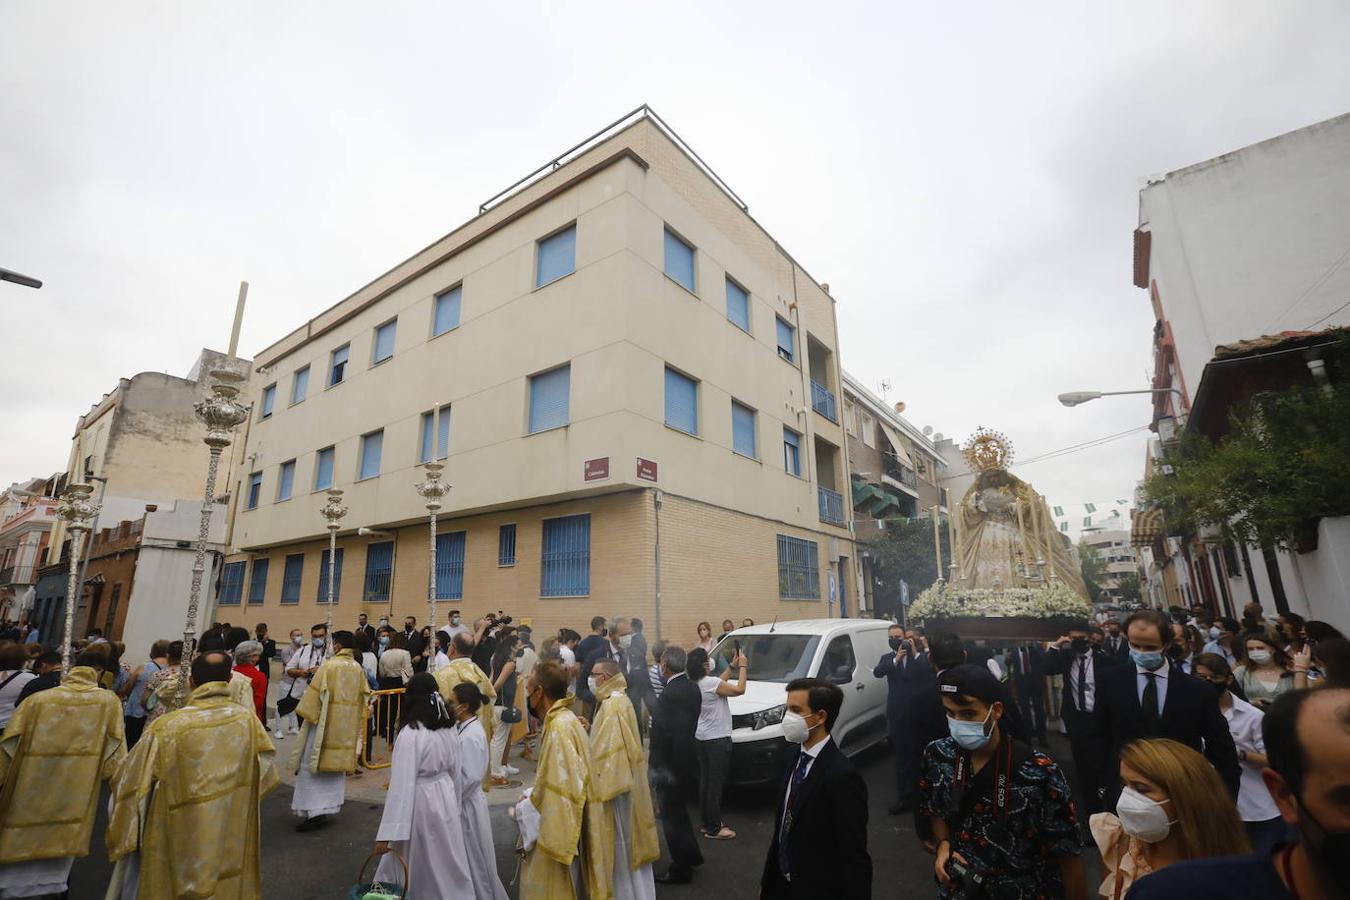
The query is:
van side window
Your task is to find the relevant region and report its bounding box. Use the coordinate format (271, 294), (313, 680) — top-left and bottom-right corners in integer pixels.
(822, 635), (856, 683)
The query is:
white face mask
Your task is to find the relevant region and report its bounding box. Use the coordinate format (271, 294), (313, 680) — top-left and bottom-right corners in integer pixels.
(619, 633), (633, 649)
(781, 711), (812, 744)
(587, 676), (600, 696)
(1247, 649), (1272, 665)
(292, 635), (303, 646)
(1115, 786), (1176, 843)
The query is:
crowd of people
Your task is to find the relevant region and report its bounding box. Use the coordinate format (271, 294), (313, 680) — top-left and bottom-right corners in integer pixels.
(1, 600), (1348, 898)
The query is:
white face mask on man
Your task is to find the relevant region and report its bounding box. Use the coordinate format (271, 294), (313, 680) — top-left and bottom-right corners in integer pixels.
(1115, 786), (1176, 843)
(587, 676), (601, 696)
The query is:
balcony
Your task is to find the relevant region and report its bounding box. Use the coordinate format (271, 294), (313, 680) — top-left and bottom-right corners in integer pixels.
(810, 381), (838, 423)
(818, 486), (845, 526)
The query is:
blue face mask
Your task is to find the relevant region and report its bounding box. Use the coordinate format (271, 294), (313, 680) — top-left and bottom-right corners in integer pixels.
(378, 635), (390, 647)
(947, 707), (995, 751)
(1130, 647), (1165, 671)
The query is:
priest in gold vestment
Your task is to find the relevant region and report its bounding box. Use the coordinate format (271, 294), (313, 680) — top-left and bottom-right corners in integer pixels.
(0, 652), (125, 898)
(433, 632), (496, 746)
(515, 661), (589, 900)
(289, 630), (369, 829)
(105, 650), (278, 900)
(583, 660), (659, 900)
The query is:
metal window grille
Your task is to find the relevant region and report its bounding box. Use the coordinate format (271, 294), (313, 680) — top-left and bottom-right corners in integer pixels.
(281, 554), (304, 604)
(541, 514), (590, 597)
(777, 535), (820, 599)
(247, 558), (268, 605)
(318, 548), (344, 603)
(435, 532), (466, 599)
(810, 380), (838, 422)
(498, 524), (517, 566)
(363, 541), (394, 603)
(218, 561), (246, 606)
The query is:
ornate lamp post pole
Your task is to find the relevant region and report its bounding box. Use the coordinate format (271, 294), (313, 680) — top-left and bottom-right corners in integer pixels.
(55, 483), (100, 674)
(321, 489), (348, 641)
(414, 463), (451, 633)
(178, 369), (249, 701)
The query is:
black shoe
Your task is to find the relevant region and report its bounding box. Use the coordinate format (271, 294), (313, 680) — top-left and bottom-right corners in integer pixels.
(888, 802), (914, 815)
(295, 815), (330, 832)
(656, 868), (693, 884)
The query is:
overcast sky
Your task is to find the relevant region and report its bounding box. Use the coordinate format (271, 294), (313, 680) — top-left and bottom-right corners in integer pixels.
(3, 1), (1348, 529)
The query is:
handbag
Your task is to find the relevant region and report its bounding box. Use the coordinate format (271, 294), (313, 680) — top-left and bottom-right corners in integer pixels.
(276, 677), (302, 718)
(499, 704), (522, 724)
(350, 849), (407, 900)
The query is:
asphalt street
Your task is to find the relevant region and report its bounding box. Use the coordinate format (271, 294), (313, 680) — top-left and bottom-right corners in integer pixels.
(68, 735), (1099, 899)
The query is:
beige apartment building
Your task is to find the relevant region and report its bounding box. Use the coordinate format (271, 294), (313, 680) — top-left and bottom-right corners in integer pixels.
(219, 109), (856, 643)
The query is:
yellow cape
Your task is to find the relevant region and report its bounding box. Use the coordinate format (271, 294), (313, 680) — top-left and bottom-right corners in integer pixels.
(290, 649), (370, 774)
(522, 697), (590, 900)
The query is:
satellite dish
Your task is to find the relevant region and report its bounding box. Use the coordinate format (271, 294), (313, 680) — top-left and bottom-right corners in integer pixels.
(933, 432), (944, 442)
(894, 401), (906, 414)
(922, 425), (933, 436)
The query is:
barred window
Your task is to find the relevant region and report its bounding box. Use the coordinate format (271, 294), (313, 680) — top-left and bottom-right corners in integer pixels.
(777, 535), (820, 600)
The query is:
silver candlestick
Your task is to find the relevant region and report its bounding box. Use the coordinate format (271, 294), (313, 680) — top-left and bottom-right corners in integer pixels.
(320, 489), (349, 643)
(55, 483), (100, 674)
(414, 463), (451, 633)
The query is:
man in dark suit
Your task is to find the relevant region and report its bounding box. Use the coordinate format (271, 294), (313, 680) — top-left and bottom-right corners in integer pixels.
(873, 622), (936, 814)
(355, 614), (376, 647)
(1092, 609), (1241, 807)
(401, 615), (426, 672)
(761, 677), (871, 900)
(1006, 641), (1048, 743)
(1043, 620), (1113, 814)
(573, 615), (609, 711)
(1102, 619), (1129, 661)
(649, 645), (704, 884)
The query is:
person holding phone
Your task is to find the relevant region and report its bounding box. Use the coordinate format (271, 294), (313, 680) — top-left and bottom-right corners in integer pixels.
(873, 622), (937, 815)
(688, 646), (747, 840)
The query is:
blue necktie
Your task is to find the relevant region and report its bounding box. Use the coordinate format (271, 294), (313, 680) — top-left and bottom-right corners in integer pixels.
(778, 752), (812, 876)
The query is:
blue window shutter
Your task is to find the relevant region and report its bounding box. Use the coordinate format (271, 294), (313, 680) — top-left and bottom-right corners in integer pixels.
(247, 558), (268, 605)
(278, 461), (295, 501)
(783, 428), (801, 476)
(247, 472), (262, 509)
(318, 548), (344, 602)
(541, 515), (590, 596)
(360, 431), (383, 479)
(536, 226), (576, 287)
(218, 562), (246, 605)
(281, 554), (304, 603)
(330, 345), (349, 385)
(726, 279), (750, 332)
(363, 542), (394, 603)
(435, 532), (466, 599)
(664, 229), (695, 291)
(664, 368), (698, 435)
(529, 366), (570, 433)
(776, 318), (795, 363)
(419, 413), (434, 464)
(315, 447), (335, 490)
(434, 286), (462, 336)
(732, 402), (757, 458)
(437, 407), (451, 459)
(292, 367), (309, 404)
(261, 385), (275, 418)
(374, 320), (397, 362)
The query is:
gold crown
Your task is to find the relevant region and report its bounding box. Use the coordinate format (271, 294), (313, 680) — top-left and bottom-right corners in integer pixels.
(963, 427), (1014, 472)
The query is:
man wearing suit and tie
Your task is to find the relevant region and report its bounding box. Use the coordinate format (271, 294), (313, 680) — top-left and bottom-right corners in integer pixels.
(1092, 609), (1241, 808)
(1006, 641), (1048, 744)
(1102, 619), (1130, 662)
(873, 623), (938, 814)
(760, 678), (872, 900)
(1043, 620), (1112, 814)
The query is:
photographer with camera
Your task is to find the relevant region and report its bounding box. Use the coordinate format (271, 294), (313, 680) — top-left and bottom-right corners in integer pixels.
(920, 664), (1085, 900)
(471, 611), (512, 675)
(874, 622), (937, 815)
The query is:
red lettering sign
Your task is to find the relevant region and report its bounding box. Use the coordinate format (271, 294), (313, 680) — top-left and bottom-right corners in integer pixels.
(584, 458), (610, 481)
(636, 458), (658, 482)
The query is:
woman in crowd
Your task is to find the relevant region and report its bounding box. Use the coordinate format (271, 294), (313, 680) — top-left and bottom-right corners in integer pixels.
(375, 627), (414, 743)
(428, 630), (451, 674)
(694, 621), (716, 654)
(1091, 738), (1249, 898)
(1232, 628), (1296, 708)
(122, 640), (168, 748)
(0, 642), (36, 731)
(450, 682), (510, 900)
(353, 631), (378, 688)
(688, 645), (747, 841)
(370, 672), (473, 899)
(1193, 653), (1286, 853)
(1184, 624), (1206, 661)
(273, 628), (305, 738)
(143, 641), (184, 722)
(232, 640), (268, 723)
(1277, 612), (1306, 655)
(487, 631), (520, 785)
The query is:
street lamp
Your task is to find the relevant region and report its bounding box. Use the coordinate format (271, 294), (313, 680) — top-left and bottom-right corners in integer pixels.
(1058, 388), (1186, 408)
(414, 463), (451, 633)
(320, 489), (349, 641)
(0, 267), (42, 289)
(178, 369), (249, 701)
(54, 483), (100, 673)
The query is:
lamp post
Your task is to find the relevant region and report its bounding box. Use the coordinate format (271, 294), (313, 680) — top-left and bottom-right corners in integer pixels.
(321, 489), (349, 641)
(414, 463), (451, 632)
(1057, 388), (1186, 408)
(929, 504), (944, 588)
(177, 369), (249, 701)
(54, 483), (100, 673)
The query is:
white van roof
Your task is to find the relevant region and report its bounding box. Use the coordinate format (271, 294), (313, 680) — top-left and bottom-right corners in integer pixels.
(725, 619), (891, 638)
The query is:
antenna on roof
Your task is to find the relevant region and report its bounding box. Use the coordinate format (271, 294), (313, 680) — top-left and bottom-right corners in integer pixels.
(878, 379), (891, 401)
(769, 615), (778, 634)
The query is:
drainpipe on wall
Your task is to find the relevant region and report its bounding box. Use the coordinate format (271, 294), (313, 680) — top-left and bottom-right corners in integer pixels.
(653, 488), (663, 642)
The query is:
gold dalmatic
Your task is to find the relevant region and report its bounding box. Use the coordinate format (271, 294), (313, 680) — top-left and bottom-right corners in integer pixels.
(521, 698), (590, 900)
(434, 657), (497, 744)
(583, 674), (660, 900)
(0, 666), (125, 864)
(228, 670), (255, 712)
(289, 649), (370, 774)
(106, 682), (280, 899)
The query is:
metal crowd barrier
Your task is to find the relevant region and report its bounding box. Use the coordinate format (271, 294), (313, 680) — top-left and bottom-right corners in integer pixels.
(361, 687), (405, 770)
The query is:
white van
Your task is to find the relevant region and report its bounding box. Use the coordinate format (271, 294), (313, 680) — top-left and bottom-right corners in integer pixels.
(706, 619), (893, 786)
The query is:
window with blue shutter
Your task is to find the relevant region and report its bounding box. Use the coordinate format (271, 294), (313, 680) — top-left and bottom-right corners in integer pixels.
(434, 286), (462, 336)
(329, 345), (350, 386)
(777, 535), (820, 599)
(437, 406), (451, 459)
(664, 228), (696, 292)
(664, 368), (698, 435)
(536, 225), (576, 288)
(783, 428), (801, 476)
(318, 548), (344, 603)
(776, 317), (795, 363)
(421, 407), (452, 462)
(498, 524), (517, 566)
(218, 561), (246, 606)
(419, 412), (435, 464)
(529, 366), (570, 433)
(360, 430), (383, 479)
(541, 514), (590, 597)
(281, 554), (304, 604)
(260, 384), (276, 419)
(732, 401), (757, 458)
(726, 278), (750, 332)
(247, 472), (262, 510)
(247, 558), (268, 605)
(373, 319), (397, 364)
(277, 460), (295, 501)
(315, 447), (335, 490)
(435, 532), (466, 599)
(292, 367), (309, 404)
(363, 542), (394, 603)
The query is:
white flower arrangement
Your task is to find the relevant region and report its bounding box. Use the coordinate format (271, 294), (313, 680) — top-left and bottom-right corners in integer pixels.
(909, 583), (1091, 621)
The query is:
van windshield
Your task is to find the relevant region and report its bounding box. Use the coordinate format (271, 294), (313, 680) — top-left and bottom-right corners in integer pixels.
(711, 633), (821, 683)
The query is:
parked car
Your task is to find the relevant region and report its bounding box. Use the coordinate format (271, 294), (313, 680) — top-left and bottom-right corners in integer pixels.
(707, 619), (893, 786)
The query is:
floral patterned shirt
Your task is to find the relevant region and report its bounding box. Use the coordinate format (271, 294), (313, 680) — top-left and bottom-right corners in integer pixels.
(919, 736), (1082, 900)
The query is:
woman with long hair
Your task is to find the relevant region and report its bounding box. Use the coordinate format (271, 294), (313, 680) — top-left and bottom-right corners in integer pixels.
(370, 672), (473, 898)
(487, 630), (520, 784)
(450, 683), (509, 900)
(1091, 738), (1249, 898)
(1232, 628), (1296, 708)
(694, 621), (715, 653)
